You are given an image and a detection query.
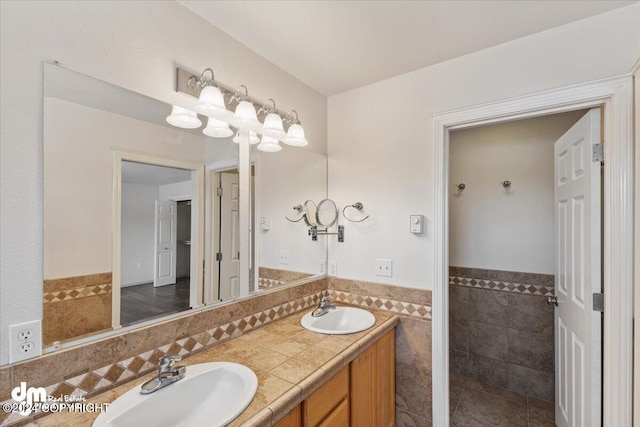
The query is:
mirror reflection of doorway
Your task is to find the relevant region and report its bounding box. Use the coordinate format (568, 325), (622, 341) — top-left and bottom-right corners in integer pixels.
(119, 160), (196, 326)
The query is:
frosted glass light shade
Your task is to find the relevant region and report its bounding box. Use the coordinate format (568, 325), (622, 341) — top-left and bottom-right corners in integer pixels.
(166, 105), (202, 129)
(233, 130), (260, 145)
(283, 123), (308, 146)
(231, 101), (260, 130)
(260, 113), (286, 140)
(194, 86), (227, 118)
(203, 118), (233, 138)
(257, 135), (281, 152)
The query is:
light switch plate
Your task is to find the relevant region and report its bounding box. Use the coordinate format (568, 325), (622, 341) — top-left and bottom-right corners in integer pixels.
(410, 215), (424, 234)
(260, 217), (270, 231)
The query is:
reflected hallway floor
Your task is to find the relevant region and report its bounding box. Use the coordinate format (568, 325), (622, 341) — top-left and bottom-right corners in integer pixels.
(450, 373), (555, 427)
(120, 277), (191, 326)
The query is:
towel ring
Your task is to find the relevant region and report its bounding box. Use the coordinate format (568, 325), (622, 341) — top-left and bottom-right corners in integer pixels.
(285, 205), (305, 222)
(342, 202), (370, 223)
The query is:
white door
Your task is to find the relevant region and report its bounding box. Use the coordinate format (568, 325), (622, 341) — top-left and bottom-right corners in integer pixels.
(219, 172), (240, 300)
(554, 108), (601, 427)
(154, 200), (177, 287)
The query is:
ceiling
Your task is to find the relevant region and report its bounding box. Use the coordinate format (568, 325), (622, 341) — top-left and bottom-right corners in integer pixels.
(178, 0), (636, 96)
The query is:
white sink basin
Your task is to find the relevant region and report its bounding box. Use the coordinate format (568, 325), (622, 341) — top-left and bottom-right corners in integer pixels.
(93, 362), (257, 427)
(301, 306), (376, 334)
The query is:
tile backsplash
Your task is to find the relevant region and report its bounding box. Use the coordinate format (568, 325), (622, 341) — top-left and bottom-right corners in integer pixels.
(43, 272), (113, 345)
(449, 266), (555, 402)
(2, 275), (434, 426)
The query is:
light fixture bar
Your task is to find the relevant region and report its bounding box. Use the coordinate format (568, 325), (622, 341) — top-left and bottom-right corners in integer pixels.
(175, 67), (299, 129)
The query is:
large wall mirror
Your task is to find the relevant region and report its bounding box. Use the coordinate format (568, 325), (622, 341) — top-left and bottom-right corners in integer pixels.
(42, 63), (327, 349)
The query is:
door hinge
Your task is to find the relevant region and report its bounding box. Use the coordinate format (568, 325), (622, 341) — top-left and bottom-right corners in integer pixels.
(592, 292), (604, 312)
(217, 187), (223, 197)
(592, 143), (604, 163)
(216, 252), (222, 261)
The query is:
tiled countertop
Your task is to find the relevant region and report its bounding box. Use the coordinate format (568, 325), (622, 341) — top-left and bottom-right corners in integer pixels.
(33, 308), (398, 427)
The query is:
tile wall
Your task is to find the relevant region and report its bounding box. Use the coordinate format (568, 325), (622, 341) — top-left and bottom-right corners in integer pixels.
(327, 278), (433, 427)
(449, 267), (555, 402)
(43, 273), (113, 345)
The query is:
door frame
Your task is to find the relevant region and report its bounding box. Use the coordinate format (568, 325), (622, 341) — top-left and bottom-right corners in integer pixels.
(432, 75), (634, 426)
(112, 150), (205, 329)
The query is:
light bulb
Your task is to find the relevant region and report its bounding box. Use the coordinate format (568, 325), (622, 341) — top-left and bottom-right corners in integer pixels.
(257, 135), (281, 152)
(203, 118), (233, 138)
(193, 86), (227, 119)
(233, 130), (260, 144)
(260, 113), (286, 140)
(283, 123), (308, 146)
(166, 105), (202, 129)
(231, 101), (260, 130)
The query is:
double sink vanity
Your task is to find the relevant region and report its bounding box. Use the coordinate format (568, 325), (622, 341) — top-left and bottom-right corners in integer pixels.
(48, 303), (397, 427)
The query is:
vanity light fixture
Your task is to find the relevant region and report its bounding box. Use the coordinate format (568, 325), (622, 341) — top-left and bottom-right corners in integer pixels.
(166, 105), (202, 129)
(230, 86), (261, 131)
(257, 135), (282, 152)
(258, 99), (287, 140)
(189, 68), (229, 121)
(283, 110), (309, 147)
(203, 117), (233, 138)
(232, 130), (260, 144)
(172, 66), (311, 149)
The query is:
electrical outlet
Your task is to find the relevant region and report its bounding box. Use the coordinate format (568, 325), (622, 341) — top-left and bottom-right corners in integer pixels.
(9, 320), (42, 363)
(136, 262), (142, 270)
(279, 250), (290, 265)
(19, 342), (35, 353)
(17, 329), (33, 341)
(375, 259), (393, 277)
(319, 261), (326, 274)
(329, 262), (337, 276)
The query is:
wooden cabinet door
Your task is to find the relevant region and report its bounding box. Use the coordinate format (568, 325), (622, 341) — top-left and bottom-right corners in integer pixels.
(304, 365), (349, 427)
(275, 404), (302, 427)
(317, 398), (349, 427)
(376, 329), (395, 427)
(350, 344), (376, 427)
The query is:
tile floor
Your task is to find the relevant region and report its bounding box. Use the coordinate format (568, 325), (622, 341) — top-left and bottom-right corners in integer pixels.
(450, 373), (555, 427)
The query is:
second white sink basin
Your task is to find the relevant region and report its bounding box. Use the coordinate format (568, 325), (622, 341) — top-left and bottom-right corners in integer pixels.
(92, 362), (257, 427)
(301, 306), (376, 334)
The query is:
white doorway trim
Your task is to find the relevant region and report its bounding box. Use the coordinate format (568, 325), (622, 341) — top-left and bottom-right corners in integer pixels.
(432, 75), (633, 426)
(111, 150), (205, 329)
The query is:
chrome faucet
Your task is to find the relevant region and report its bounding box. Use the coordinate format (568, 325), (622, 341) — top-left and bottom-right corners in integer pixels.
(140, 355), (186, 395)
(312, 296), (336, 317)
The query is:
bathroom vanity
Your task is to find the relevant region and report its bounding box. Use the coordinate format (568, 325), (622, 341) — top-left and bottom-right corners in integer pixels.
(32, 307), (397, 426)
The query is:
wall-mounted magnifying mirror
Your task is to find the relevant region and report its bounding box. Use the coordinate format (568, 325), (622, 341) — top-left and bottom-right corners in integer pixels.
(316, 199), (338, 229)
(303, 200), (318, 228)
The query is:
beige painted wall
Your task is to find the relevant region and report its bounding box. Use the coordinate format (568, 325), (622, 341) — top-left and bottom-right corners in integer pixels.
(633, 57), (640, 427)
(449, 111), (585, 274)
(255, 148), (327, 275)
(0, 1), (327, 365)
(327, 4), (640, 289)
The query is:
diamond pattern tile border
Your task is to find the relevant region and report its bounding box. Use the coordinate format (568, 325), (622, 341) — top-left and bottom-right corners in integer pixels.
(449, 276), (554, 297)
(0, 291), (325, 427)
(43, 283), (112, 304)
(328, 290), (432, 320)
(258, 277), (286, 290)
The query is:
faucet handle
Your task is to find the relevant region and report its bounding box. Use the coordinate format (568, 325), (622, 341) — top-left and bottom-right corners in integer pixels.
(159, 355), (181, 371)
